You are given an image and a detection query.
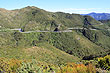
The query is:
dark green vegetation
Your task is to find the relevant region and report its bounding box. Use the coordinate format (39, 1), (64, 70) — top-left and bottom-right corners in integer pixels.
(1, 6), (110, 72)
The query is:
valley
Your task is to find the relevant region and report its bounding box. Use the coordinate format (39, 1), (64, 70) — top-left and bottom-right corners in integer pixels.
(0, 6), (110, 73)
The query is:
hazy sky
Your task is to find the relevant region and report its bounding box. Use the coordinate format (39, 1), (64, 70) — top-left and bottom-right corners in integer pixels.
(0, 0), (110, 14)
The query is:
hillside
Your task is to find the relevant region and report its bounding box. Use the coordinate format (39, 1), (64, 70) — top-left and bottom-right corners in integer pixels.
(1, 6), (110, 72)
(0, 31), (79, 64)
(1, 6), (110, 59)
(0, 30), (109, 58)
(0, 6), (101, 31)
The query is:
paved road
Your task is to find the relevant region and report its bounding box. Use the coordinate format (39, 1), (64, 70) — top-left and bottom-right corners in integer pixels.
(0, 28), (73, 33)
(1, 27), (109, 34)
(10, 28), (21, 31)
(68, 28), (97, 30)
(21, 30), (73, 33)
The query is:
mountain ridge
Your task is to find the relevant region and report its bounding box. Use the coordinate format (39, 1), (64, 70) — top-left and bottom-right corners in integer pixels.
(0, 6), (101, 31)
(82, 12), (110, 20)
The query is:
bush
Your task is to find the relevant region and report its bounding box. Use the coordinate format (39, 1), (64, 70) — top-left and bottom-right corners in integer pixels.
(57, 63), (96, 73)
(0, 58), (22, 73)
(16, 62), (42, 73)
(97, 55), (110, 70)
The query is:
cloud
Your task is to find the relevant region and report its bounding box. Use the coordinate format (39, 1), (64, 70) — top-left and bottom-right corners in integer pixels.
(47, 8), (110, 14)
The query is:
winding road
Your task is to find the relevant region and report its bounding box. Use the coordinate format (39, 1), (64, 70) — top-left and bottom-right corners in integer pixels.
(0, 27), (106, 34)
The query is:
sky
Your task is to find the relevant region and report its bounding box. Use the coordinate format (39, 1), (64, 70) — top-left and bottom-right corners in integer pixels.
(0, 0), (110, 14)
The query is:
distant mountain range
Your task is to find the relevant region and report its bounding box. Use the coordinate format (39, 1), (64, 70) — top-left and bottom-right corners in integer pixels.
(82, 12), (110, 20)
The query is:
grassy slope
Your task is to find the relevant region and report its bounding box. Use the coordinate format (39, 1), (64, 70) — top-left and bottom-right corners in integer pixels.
(0, 31), (79, 64)
(0, 6), (101, 31)
(47, 31), (106, 57)
(1, 6), (110, 64)
(84, 15), (101, 25)
(24, 43), (79, 64)
(79, 29), (110, 49)
(0, 43), (79, 64)
(0, 29), (108, 58)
